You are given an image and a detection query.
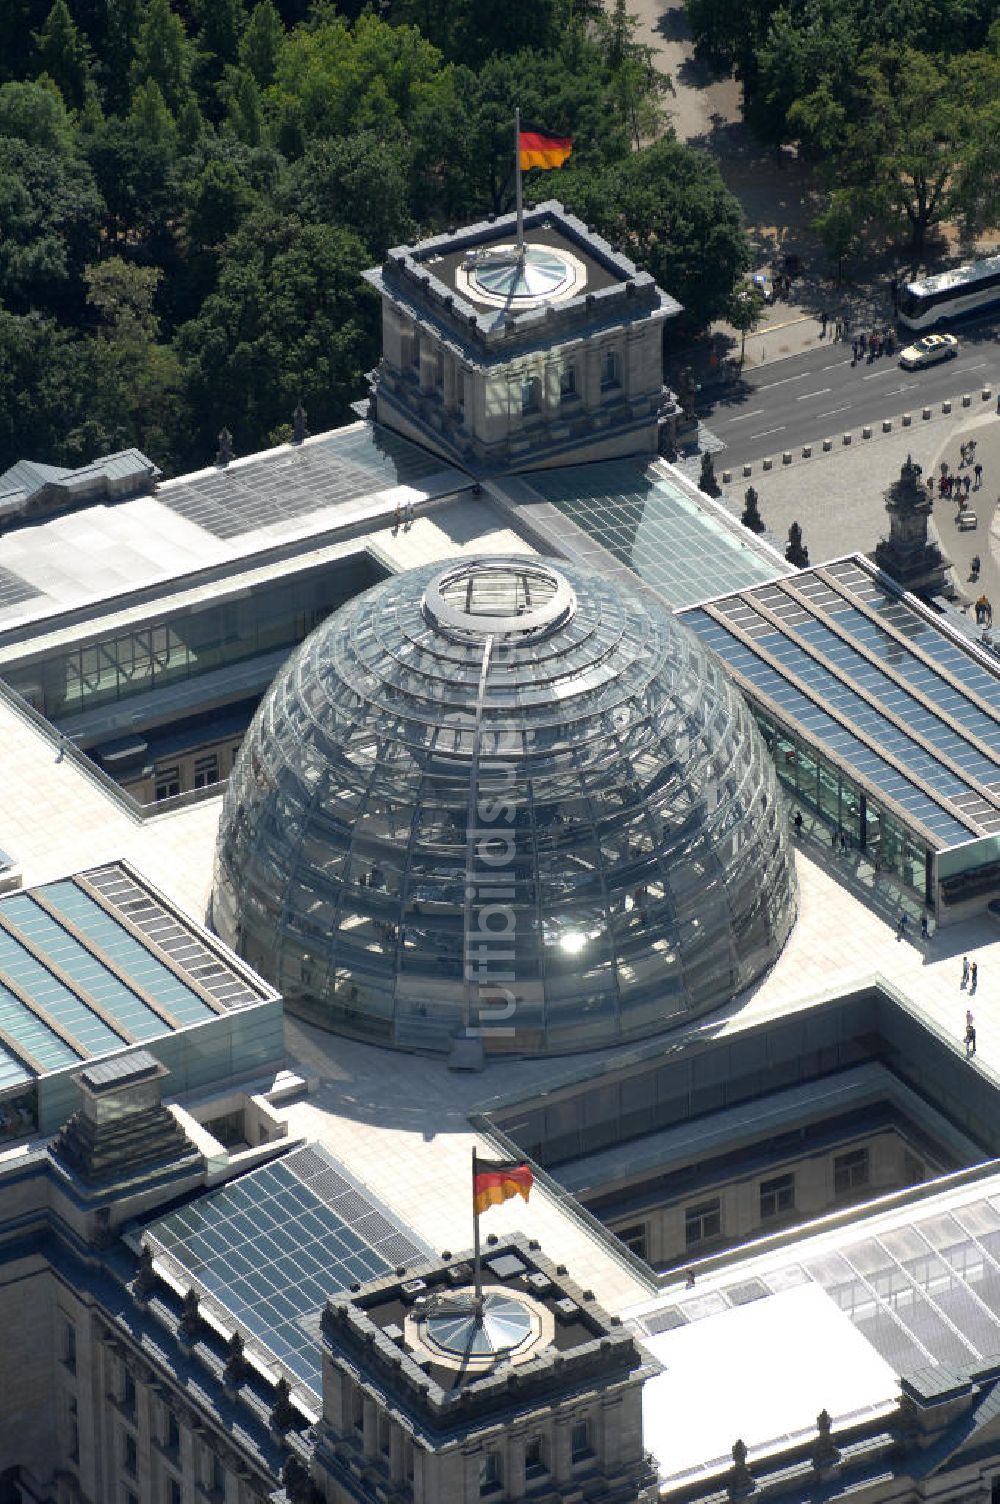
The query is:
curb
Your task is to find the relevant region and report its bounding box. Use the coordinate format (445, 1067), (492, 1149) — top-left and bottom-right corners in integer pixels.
(721, 389), (994, 484)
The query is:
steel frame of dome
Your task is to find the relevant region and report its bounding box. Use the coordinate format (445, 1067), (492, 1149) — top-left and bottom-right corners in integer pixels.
(212, 556), (798, 1057)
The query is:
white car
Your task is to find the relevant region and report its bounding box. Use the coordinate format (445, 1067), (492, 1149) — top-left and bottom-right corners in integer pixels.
(899, 332), (959, 369)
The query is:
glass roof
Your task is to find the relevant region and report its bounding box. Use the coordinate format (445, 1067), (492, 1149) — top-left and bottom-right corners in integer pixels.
(520, 460), (787, 609)
(140, 1143), (428, 1397)
(640, 1190), (1000, 1378)
(160, 422), (466, 541)
(681, 557), (1000, 850)
(213, 554), (798, 1056)
(0, 863), (268, 1089)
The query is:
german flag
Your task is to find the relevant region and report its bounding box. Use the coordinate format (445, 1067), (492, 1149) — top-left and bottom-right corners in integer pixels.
(473, 1157), (534, 1216)
(519, 128), (573, 172)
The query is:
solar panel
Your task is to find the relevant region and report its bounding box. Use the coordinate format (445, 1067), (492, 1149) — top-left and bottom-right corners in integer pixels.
(82, 865), (263, 1011)
(0, 565), (41, 611)
(159, 425), (463, 541)
(141, 1142), (429, 1398)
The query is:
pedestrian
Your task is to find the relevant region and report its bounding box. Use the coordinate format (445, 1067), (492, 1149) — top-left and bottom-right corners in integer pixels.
(971, 960), (978, 992)
(793, 810), (803, 836)
(852, 339), (859, 362)
(405, 500), (415, 528)
(831, 827), (839, 849)
(897, 912), (908, 939)
(964, 474), (972, 498)
(996, 392), (1000, 414)
(820, 309), (828, 337)
(962, 955), (970, 987)
(974, 462), (983, 489)
(920, 914), (929, 941)
(393, 501), (402, 531)
(966, 1011), (977, 1057)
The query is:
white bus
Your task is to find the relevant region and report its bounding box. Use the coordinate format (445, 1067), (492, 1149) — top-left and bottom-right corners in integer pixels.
(897, 253), (1000, 330)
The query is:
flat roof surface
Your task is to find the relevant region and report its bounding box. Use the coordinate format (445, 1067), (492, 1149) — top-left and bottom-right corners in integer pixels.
(139, 1142), (429, 1401)
(516, 459), (789, 609)
(682, 554), (1000, 848)
(0, 423), (467, 634)
(0, 862), (274, 1093)
(906, 252), (1000, 296)
(640, 1283), (898, 1485)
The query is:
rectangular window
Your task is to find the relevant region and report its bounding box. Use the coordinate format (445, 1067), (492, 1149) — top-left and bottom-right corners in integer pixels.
(165, 1408), (180, 1454)
(154, 766), (181, 801)
(525, 1437), (545, 1476)
(193, 753), (219, 789)
(168, 1481), (181, 1504)
(616, 1223), (648, 1261)
(211, 1456), (225, 1495)
(521, 377), (540, 414)
(124, 1492), (139, 1504)
(121, 1370), (136, 1422)
(685, 1198), (721, 1248)
(123, 1432), (138, 1476)
(67, 1397), (79, 1464)
(834, 1147), (870, 1196)
(760, 1172), (795, 1221)
(560, 366), (576, 399)
(479, 1451), (502, 1493)
(600, 349), (621, 389)
(571, 1419), (592, 1461)
(63, 1318), (77, 1373)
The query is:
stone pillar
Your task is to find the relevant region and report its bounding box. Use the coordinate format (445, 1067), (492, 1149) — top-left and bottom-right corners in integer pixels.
(583, 345), (602, 412)
(553, 1416), (573, 1483)
(443, 353), (457, 411)
(508, 1434), (527, 1497)
(543, 360), (561, 417)
(362, 1398), (379, 1460)
(389, 1424), (405, 1484)
(418, 342), (436, 394)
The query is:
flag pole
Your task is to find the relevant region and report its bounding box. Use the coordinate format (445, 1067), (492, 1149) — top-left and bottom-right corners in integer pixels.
(472, 1146), (484, 1321)
(514, 107), (524, 255)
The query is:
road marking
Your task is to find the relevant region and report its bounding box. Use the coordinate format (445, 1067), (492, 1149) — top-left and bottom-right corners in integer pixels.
(756, 372), (810, 390)
(818, 404), (852, 419)
(725, 408), (765, 423)
(862, 368), (896, 380)
(821, 361), (853, 371)
(749, 425), (787, 439)
(796, 388), (832, 400)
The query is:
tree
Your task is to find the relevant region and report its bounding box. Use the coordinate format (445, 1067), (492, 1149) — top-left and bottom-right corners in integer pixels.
(0, 135), (104, 316)
(559, 138), (751, 327)
(0, 309), (83, 471)
(73, 257), (185, 467)
(812, 190), (866, 281)
(741, 485), (765, 533)
(33, 0), (92, 109)
(130, 0), (196, 115)
(281, 133), (415, 255)
(0, 77), (75, 151)
(175, 210), (379, 461)
(727, 280), (764, 365)
(239, 0), (283, 85)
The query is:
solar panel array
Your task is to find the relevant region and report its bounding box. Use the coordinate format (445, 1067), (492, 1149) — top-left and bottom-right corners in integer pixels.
(84, 864), (265, 1010)
(0, 865), (241, 1087)
(521, 460), (785, 608)
(0, 564), (41, 611)
(640, 1193), (1000, 1376)
(159, 425), (463, 540)
(681, 557), (1000, 847)
(142, 1143), (429, 1396)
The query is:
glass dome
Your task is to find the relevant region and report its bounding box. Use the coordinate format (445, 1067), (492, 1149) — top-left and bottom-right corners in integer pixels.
(212, 556), (797, 1057)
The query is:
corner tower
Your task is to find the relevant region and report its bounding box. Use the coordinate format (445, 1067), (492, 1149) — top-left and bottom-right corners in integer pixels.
(363, 200), (681, 473)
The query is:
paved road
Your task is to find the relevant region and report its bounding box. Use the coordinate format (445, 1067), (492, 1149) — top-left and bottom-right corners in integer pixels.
(702, 322), (1000, 468)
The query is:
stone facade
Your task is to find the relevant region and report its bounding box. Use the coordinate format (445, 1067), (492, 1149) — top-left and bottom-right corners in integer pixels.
(363, 201), (681, 474)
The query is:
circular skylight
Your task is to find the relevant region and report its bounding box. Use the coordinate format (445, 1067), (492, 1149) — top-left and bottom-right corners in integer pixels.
(455, 242), (586, 309)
